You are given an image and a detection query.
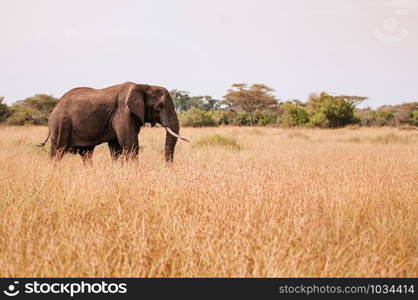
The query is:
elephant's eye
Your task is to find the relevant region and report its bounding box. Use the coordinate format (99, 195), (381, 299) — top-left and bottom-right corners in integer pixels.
(156, 103), (163, 110)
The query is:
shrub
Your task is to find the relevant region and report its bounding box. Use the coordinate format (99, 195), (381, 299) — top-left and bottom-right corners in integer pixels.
(279, 103), (309, 127)
(210, 110), (230, 125)
(178, 108), (216, 127)
(375, 110), (394, 126)
(6, 94), (58, 125)
(408, 110), (418, 126)
(6, 105), (35, 125)
(364, 102), (417, 127)
(307, 111), (329, 128)
(0, 97), (11, 122)
(229, 111), (251, 126)
(307, 94), (358, 128)
(253, 110), (278, 126)
(194, 134), (242, 150)
(355, 109), (395, 127)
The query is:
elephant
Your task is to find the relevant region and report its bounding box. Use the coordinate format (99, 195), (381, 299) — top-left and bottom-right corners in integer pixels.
(39, 82), (189, 162)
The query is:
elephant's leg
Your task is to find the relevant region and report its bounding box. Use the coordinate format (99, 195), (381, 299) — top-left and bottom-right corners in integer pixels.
(124, 141), (139, 160)
(78, 146), (95, 164)
(50, 143), (66, 160)
(114, 128), (140, 160)
(50, 121), (72, 160)
(108, 140), (123, 161)
(50, 143), (57, 159)
(111, 111), (141, 160)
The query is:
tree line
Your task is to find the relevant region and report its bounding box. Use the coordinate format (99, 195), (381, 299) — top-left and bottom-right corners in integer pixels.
(1, 84), (417, 128)
(172, 84), (417, 128)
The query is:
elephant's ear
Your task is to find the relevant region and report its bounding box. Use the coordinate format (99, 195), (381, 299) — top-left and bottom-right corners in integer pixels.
(125, 84), (149, 124)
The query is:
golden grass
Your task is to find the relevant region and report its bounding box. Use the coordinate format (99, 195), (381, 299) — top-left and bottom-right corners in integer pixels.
(0, 126), (417, 277)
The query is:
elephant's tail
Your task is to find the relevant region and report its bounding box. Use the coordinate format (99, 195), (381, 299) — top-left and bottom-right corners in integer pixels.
(38, 130), (50, 147)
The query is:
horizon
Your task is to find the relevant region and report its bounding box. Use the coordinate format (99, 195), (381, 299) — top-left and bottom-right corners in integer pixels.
(1, 0), (417, 108)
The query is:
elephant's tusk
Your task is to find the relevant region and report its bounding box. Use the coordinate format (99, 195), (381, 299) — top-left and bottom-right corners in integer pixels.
(166, 127), (190, 142)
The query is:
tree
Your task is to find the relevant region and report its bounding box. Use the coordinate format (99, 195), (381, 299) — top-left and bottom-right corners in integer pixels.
(190, 95), (221, 111)
(337, 95), (367, 106)
(223, 83), (277, 125)
(307, 92), (362, 128)
(290, 99), (306, 107)
(170, 90), (221, 112)
(0, 96), (11, 122)
(307, 93), (366, 111)
(170, 90), (191, 112)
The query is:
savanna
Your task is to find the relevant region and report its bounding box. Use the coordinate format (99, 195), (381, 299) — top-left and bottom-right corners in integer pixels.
(0, 125), (416, 277)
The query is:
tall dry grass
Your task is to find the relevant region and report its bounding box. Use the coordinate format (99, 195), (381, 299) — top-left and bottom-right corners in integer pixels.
(0, 126), (417, 277)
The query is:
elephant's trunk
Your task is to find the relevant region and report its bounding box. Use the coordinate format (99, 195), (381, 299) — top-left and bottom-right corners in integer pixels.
(164, 116), (180, 162)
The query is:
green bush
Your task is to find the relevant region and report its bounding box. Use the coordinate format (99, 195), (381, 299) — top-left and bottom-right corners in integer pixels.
(210, 110), (231, 125)
(355, 109), (392, 126)
(251, 110), (278, 126)
(257, 113), (277, 126)
(6, 94), (58, 125)
(0, 97), (11, 122)
(6, 105), (35, 125)
(194, 134), (242, 150)
(229, 111), (251, 126)
(307, 94), (358, 128)
(408, 110), (418, 126)
(359, 102), (417, 127)
(279, 103), (309, 127)
(375, 110), (394, 126)
(178, 108), (216, 127)
(307, 111), (329, 128)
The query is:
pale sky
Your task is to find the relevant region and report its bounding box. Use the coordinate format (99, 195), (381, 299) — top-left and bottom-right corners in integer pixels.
(1, 0), (417, 107)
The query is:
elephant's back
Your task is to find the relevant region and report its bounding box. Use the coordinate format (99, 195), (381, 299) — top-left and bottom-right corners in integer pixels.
(49, 82), (134, 123)
(59, 87), (104, 103)
(57, 82), (130, 106)
(56, 86), (119, 109)
(49, 85), (119, 126)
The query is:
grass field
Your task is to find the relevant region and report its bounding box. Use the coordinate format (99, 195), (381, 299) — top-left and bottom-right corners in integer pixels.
(0, 126), (416, 277)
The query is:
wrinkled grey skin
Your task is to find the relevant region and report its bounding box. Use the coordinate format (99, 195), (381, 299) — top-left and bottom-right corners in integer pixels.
(42, 82), (180, 162)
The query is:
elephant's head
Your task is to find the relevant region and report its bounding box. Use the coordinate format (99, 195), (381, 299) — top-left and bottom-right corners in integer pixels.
(125, 83), (189, 161)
